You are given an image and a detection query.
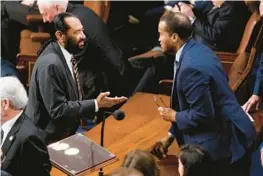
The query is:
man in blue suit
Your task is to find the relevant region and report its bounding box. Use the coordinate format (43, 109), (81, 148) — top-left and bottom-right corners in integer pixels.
(151, 12), (256, 176)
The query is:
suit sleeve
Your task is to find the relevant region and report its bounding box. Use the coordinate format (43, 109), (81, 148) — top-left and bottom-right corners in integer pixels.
(175, 68), (216, 132)
(80, 10), (125, 75)
(21, 135), (51, 176)
(253, 52), (263, 97)
(193, 4), (237, 44)
(38, 55), (95, 120)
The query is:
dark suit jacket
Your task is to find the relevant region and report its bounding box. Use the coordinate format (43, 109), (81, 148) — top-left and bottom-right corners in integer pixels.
(169, 39), (256, 163)
(25, 41), (95, 144)
(193, 1), (250, 52)
(1, 113), (51, 176)
(0, 59), (20, 78)
(253, 52), (263, 98)
(65, 3), (126, 98)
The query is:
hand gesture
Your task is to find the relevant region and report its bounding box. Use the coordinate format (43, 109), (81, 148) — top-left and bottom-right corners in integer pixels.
(158, 107), (176, 122)
(97, 92), (127, 108)
(178, 2), (195, 18)
(242, 95), (262, 113)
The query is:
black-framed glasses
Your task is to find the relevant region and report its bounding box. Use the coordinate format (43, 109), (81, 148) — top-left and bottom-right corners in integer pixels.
(153, 96), (168, 108)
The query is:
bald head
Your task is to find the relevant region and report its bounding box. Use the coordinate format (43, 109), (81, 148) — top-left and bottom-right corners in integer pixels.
(160, 12), (192, 41)
(37, 0), (69, 23)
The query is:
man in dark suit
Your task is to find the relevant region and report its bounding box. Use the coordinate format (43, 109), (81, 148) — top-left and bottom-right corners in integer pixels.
(243, 52), (263, 112)
(151, 12), (256, 176)
(0, 58), (20, 79)
(175, 0), (250, 52)
(37, 0), (127, 98)
(0, 76), (51, 176)
(25, 12), (127, 144)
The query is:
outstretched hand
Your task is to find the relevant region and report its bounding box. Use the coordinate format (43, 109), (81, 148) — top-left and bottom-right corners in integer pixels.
(97, 92), (127, 108)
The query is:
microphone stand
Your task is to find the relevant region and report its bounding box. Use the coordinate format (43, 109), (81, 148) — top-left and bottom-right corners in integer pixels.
(99, 111), (106, 176)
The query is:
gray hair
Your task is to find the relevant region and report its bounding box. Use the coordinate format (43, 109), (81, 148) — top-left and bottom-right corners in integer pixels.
(37, 0), (69, 10)
(0, 76), (28, 110)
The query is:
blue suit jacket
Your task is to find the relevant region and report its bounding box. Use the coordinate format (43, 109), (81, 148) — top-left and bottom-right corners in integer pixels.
(169, 39), (256, 163)
(0, 59), (20, 78)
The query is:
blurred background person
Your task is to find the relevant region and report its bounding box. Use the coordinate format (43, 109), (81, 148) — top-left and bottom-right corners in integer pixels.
(0, 76), (51, 176)
(122, 149), (160, 176)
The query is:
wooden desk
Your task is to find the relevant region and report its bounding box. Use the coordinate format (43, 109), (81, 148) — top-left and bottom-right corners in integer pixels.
(51, 93), (180, 176)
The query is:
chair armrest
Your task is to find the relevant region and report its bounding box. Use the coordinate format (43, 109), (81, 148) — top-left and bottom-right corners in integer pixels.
(30, 32), (50, 42)
(215, 51), (238, 62)
(128, 50), (164, 61)
(159, 79), (173, 96)
(26, 14), (43, 23)
(159, 79), (173, 89)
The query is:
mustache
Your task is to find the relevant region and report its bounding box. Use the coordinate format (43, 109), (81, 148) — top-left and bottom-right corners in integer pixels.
(73, 39), (88, 58)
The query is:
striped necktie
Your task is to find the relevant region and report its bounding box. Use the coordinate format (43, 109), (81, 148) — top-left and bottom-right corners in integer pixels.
(71, 56), (83, 100)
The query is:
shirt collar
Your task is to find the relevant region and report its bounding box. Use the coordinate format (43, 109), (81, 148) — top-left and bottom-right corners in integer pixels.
(2, 110), (23, 133)
(175, 43), (186, 63)
(58, 43), (72, 61)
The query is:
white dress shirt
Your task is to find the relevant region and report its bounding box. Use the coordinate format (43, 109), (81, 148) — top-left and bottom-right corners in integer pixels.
(168, 43), (186, 138)
(1, 110), (23, 146)
(58, 43), (99, 112)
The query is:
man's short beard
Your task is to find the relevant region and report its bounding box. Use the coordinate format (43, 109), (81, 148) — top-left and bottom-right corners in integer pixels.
(65, 37), (82, 54)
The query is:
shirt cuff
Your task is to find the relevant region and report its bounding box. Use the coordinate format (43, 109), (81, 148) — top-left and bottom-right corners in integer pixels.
(152, 46), (162, 51)
(189, 16), (196, 25)
(94, 99), (99, 112)
(168, 132), (175, 138)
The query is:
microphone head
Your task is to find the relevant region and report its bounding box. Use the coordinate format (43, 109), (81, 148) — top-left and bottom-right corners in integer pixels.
(113, 110), (125, 121)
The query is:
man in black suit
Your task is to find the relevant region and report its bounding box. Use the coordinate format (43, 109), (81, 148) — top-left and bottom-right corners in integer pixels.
(25, 12), (127, 144)
(0, 76), (51, 176)
(174, 0), (250, 52)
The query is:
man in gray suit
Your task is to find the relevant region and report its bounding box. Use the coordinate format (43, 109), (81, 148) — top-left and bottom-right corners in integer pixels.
(25, 12), (127, 144)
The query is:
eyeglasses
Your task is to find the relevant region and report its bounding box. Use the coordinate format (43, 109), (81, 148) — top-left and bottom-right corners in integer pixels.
(153, 96), (168, 108)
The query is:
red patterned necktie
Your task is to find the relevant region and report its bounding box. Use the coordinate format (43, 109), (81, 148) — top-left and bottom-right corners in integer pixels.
(71, 56), (83, 100)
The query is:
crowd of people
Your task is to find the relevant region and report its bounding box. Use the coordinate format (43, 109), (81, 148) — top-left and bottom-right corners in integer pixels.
(1, 0), (263, 176)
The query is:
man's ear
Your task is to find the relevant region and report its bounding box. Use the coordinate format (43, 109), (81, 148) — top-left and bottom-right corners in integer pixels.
(171, 33), (178, 43)
(55, 31), (65, 41)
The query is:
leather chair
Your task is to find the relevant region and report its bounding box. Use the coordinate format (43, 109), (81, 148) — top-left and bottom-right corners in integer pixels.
(16, 1), (111, 87)
(217, 10), (262, 73)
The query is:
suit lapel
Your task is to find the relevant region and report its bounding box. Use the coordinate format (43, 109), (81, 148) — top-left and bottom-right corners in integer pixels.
(1, 113), (25, 158)
(172, 39), (196, 109)
(51, 42), (79, 99)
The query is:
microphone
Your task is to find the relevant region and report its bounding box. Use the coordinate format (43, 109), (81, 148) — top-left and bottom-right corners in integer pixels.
(111, 110), (125, 121)
(99, 109), (125, 176)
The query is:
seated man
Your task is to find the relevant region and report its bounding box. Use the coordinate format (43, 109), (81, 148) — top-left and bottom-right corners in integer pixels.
(25, 12), (127, 144)
(0, 76), (51, 176)
(172, 0), (250, 52)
